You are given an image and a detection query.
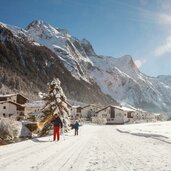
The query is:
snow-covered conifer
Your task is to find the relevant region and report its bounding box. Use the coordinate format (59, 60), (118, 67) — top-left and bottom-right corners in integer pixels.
(38, 78), (70, 136)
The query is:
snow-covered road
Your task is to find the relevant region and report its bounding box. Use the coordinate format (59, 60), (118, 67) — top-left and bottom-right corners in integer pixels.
(0, 124), (171, 171)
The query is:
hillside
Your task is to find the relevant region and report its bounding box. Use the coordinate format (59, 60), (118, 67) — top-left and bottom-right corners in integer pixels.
(0, 23), (116, 105)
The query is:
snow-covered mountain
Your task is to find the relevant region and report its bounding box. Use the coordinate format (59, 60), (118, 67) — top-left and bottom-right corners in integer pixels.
(0, 21), (116, 105)
(1, 20), (171, 114)
(26, 20), (94, 82)
(89, 55), (171, 112)
(157, 75), (171, 87)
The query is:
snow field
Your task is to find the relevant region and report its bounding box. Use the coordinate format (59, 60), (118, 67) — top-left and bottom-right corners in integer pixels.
(116, 121), (171, 143)
(0, 124), (171, 171)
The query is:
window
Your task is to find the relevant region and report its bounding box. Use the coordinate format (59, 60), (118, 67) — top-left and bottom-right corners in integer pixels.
(77, 107), (81, 113)
(127, 112), (133, 118)
(9, 114), (13, 117)
(3, 106), (6, 109)
(110, 107), (115, 118)
(3, 113), (5, 117)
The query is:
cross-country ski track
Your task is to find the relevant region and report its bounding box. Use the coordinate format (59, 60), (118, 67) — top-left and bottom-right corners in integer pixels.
(0, 124), (171, 171)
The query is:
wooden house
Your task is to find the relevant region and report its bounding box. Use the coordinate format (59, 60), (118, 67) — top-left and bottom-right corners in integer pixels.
(95, 105), (135, 124)
(81, 104), (102, 119)
(0, 101), (25, 119)
(0, 93), (28, 120)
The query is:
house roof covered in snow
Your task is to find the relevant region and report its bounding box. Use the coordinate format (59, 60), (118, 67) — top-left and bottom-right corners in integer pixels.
(82, 104), (101, 109)
(96, 105), (135, 113)
(0, 93), (29, 100)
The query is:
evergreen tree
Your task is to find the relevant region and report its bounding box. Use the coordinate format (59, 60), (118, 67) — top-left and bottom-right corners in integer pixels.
(38, 78), (70, 136)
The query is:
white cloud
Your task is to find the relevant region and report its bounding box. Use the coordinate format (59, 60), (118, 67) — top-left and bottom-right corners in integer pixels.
(157, 13), (171, 25)
(135, 59), (146, 68)
(154, 36), (171, 56)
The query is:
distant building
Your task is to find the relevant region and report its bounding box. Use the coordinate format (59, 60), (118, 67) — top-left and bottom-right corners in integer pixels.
(129, 109), (155, 123)
(0, 101), (25, 119)
(0, 93), (28, 119)
(70, 106), (81, 119)
(81, 104), (102, 119)
(154, 113), (162, 121)
(25, 101), (44, 115)
(94, 105), (135, 124)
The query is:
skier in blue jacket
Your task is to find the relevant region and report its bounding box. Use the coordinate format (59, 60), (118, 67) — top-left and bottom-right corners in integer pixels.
(74, 121), (79, 136)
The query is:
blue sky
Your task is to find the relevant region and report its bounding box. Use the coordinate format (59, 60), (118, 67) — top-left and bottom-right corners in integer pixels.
(0, 0), (171, 76)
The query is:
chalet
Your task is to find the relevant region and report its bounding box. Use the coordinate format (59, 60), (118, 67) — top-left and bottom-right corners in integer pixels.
(0, 94), (29, 105)
(94, 105), (135, 124)
(0, 93), (29, 120)
(130, 109), (153, 122)
(25, 101), (44, 115)
(70, 106), (82, 121)
(81, 104), (102, 119)
(154, 113), (162, 121)
(0, 101), (25, 119)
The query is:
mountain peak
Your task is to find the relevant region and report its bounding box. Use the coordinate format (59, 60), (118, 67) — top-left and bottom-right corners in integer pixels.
(80, 38), (96, 56)
(26, 20), (50, 29)
(81, 38), (91, 45)
(117, 55), (139, 71)
(120, 55), (133, 61)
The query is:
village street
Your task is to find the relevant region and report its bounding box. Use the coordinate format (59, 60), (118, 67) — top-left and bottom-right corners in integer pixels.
(0, 124), (171, 171)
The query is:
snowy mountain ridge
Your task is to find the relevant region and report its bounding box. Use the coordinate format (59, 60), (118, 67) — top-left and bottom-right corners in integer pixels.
(89, 54), (171, 113)
(0, 20), (92, 82)
(26, 20), (93, 82)
(1, 20), (171, 114)
(0, 21), (116, 105)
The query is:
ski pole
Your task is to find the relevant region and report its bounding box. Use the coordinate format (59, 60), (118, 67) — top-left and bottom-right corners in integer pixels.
(62, 127), (65, 141)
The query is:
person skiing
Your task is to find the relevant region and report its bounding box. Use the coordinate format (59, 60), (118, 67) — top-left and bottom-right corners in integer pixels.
(74, 121), (79, 136)
(51, 114), (63, 141)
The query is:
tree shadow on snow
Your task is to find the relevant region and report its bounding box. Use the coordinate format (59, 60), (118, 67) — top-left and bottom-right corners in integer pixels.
(31, 138), (50, 143)
(117, 129), (171, 145)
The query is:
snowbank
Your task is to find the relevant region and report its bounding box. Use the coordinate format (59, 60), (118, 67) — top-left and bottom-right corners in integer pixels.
(0, 118), (32, 140)
(116, 121), (171, 144)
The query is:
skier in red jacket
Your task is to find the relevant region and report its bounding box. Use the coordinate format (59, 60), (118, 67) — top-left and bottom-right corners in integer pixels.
(51, 114), (63, 141)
